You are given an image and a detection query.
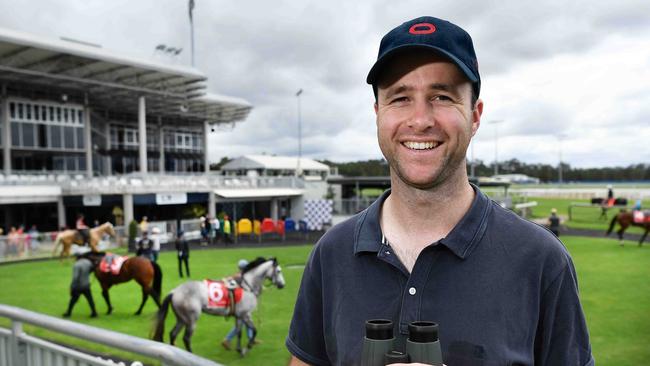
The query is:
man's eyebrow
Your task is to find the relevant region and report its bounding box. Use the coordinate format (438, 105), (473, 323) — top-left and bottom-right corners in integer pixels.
(384, 84), (413, 98)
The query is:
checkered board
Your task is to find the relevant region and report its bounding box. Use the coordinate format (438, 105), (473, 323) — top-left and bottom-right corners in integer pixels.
(304, 199), (333, 230)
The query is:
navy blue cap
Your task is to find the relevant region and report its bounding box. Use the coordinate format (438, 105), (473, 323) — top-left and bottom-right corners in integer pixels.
(367, 16), (480, 96)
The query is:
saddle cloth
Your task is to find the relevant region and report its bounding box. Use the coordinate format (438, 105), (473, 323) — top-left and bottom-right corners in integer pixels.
(99, 254), (128, 275)
(204, 280), (243, 309)
(633, 210), (650, 224)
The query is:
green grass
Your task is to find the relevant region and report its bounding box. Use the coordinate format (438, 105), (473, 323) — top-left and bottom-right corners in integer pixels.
(527, 197), (649, 234)
(1, 237), (649, 365)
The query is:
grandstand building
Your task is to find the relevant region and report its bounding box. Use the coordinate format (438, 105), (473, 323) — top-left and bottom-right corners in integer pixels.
(0, 27), (278, 231)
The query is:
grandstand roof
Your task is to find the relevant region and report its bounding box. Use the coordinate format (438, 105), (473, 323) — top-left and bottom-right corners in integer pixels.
(222, 155), (330, 172)
(0, 27), (251, 125)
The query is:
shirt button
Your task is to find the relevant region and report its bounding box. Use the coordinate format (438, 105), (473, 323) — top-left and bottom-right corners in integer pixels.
(408, 287), (416, 295)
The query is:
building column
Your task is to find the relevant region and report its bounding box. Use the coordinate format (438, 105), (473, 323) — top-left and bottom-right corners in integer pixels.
(104, 122), (111, 175)
(84, 106), (93, 177)
(123, 193), (134, 228)
(2, 94), (10, 175)
(158, 116), (165, 173)
(203, 120), (209, 173)
(271, 198), (279, 221)
(57, 196), (66, 229)
(208, 191), (216, 219)
(138, 96), (147, 173)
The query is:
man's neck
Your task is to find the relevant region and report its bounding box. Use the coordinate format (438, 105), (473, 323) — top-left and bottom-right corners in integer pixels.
(380, 171), (475, 271)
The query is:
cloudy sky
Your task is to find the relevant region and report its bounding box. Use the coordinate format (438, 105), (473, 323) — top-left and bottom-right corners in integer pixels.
(1, 0), (649, 168)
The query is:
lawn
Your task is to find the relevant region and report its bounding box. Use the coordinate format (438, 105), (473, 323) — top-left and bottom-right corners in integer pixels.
(527, 196), (649, 234)
(1, 237), (649, 365)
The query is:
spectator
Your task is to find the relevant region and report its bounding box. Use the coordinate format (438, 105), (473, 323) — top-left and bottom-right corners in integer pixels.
(150, 227), (161, 262)
(139, 216), (149, 235)
(63, 253), (98, 318)
(223, 215), (232, 244)
(175, 230), (190, 277)
(548, 208), (561, 237)
(211, 216), (221, 243)
(136, 231), (154, 261)
(76, 213), (90, 246)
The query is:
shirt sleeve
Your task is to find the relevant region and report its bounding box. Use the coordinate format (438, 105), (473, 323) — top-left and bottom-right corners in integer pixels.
(286, 246), (330, 366)
(535, 256), (595, 366)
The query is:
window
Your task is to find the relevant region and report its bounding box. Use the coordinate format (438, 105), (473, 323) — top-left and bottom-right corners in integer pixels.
(56, 107), (61, 122)
(22, 123), (35, 147)
(17, 103), (24, 119)
(66, 156), (76, 171)
(63, 126), (75, 149)
(76, 127), (85, 149)
(25, 104), (32, 120)
(78, 110), (84, 124)
(9, 102), (15, 119)
(50, 125), (62, 148)
(34, 105), (40, 121)
(53, 156), (64, 171)
(78, 156), (86, 171)
(38, 124), (47, 148)
(63, 109), (69, 123)
(11, 122), (20, 146)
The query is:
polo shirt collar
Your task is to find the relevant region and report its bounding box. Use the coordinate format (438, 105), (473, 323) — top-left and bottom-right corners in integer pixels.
(353, 183), (490, 259)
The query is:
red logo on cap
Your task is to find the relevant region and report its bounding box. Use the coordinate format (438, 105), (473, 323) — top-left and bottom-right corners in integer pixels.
(409, 23), (436, 35)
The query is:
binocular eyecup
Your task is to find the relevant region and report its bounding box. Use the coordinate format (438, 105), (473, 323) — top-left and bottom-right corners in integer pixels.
(361, 319), (443, 366)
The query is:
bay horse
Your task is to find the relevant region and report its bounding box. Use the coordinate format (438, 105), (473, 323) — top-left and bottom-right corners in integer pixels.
(53, 222), (117, 258)
(87, 252), (163, 315)
(606, 210), (650, 246)
(152, 257), (285, 355)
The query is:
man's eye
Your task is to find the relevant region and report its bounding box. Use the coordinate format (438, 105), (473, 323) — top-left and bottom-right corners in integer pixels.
(433, 95), (452, 102)
(391, 97), (408, 103)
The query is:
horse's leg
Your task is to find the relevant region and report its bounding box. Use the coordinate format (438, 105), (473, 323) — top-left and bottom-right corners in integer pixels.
(240, 314), (257, 356)
(101, 287), (113, 315)
(618, 224), (627, 246)
(639, 228), (649, 246)
(169, 320), (184, 346)
(135, 286), (150, 315)
(182, 321), (197, 353)
(234, 318), (243, 354)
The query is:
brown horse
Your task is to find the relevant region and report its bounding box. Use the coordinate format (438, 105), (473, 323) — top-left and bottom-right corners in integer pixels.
(606, 210), (650, 246)
(87, 253), (163, 315)
(53, 222), (117, 257)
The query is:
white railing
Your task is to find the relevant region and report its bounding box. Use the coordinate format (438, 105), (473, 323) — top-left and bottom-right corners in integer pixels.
(0, 304), (222, 366)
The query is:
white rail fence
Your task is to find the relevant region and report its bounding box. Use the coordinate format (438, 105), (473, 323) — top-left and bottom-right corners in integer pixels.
(0, 304), (222, 366)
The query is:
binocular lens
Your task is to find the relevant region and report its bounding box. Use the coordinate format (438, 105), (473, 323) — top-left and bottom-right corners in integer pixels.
(408, 321), (439, 343)
(365, 319), (394, 340)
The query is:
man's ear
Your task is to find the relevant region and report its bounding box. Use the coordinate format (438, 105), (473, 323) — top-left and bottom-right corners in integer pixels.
(471, 99), (483, 136)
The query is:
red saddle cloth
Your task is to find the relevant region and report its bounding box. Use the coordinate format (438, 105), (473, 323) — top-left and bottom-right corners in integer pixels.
(204, 280), (243, 309)
(633, 211), (650, 224)
(99, 254), (128, 275)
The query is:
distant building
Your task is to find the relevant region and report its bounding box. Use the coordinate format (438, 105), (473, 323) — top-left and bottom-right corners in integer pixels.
(221, 155), (331, 180)
(0, 26), (259, 230)
(491, 174), (540, 184)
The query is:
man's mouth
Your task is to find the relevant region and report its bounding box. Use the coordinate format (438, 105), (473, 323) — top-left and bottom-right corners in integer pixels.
(402, 141), (441, 150)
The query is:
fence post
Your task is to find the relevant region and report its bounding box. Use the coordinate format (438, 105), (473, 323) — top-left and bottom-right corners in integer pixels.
(10, 320), (27, 366)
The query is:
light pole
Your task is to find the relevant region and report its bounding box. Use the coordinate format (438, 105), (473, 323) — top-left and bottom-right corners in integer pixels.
(557, 134), (567, 184)
(188, 0), (196, 67)
(489, 120), (504, 176)
(295, 89), (303, 177)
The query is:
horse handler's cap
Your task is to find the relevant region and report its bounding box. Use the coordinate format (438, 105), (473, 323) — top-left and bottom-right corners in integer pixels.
(366, 16), (481, 96)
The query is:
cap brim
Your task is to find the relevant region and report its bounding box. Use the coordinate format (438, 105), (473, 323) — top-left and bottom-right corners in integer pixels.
(366, 44), (478, 85)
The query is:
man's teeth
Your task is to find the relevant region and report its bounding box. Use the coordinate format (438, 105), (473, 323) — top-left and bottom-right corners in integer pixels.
(403, 141), (439, 150)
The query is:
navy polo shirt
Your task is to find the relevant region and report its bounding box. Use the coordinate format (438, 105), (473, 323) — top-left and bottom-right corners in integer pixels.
(286, 186), (594, 366)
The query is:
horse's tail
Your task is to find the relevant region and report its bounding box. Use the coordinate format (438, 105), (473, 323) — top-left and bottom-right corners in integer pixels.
(152, 293), (173, 342)
(152, 262), (163, 303)
(606, 212), (619, 236)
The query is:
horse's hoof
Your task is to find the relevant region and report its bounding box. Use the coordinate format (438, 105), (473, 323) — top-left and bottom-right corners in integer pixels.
(221, 340), (231, 350)
(135, 311), (142, 316)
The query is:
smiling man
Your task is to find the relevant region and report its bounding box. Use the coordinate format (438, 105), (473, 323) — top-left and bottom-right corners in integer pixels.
(286, 16), (594, 366)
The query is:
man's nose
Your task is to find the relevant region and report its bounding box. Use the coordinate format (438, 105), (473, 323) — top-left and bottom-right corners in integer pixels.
(407, 98), (435, 130)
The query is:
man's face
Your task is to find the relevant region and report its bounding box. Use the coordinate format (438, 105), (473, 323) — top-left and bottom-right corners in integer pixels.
(374, 52), (482, 190)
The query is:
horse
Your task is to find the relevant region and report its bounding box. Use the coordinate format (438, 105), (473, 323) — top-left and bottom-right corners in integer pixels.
(606, 210), (650, 246)
(152, 257), (285, 355)
(86, 252), (163, 315)
(52, 222), (117, 258)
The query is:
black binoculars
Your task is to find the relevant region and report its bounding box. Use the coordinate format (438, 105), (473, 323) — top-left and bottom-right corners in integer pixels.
(361, 319), (443, 366)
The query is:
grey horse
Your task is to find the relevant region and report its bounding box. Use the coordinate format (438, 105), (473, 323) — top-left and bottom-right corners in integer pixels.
(152, 257), (285, 355)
